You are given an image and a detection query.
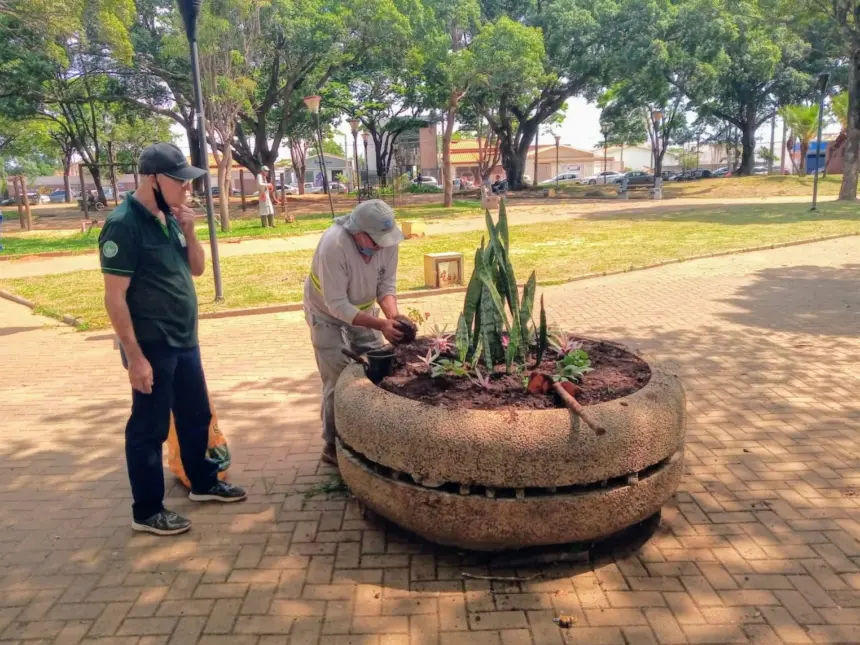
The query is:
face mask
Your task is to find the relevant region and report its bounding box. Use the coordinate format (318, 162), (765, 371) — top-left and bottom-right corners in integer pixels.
(153, 178), (173, 217)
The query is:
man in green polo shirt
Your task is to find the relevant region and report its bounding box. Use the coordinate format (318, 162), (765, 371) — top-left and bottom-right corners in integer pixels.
(100, 143), (246, 536)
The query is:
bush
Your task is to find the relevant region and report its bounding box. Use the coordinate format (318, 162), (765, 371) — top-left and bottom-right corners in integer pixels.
(407, 183), (443, 194)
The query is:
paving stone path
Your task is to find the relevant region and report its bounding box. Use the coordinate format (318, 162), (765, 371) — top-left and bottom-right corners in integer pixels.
(1, 236), (859, 644)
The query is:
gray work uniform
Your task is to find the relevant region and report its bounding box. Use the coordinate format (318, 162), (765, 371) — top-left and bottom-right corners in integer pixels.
(303, 223), (398, 444)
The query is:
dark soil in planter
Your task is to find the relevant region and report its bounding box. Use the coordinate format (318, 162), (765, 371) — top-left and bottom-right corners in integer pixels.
(380, 337), (651, 410)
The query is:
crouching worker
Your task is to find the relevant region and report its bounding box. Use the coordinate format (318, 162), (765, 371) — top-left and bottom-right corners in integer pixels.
(303, 200), (410, 465)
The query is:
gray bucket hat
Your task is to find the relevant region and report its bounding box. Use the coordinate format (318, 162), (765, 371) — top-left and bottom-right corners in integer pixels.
(335, 199), (404, 248)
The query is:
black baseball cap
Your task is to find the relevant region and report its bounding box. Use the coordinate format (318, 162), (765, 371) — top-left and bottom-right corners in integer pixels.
(138, 143), (207, 181)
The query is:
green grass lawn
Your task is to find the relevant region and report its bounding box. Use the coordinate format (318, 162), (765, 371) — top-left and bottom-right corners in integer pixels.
(0, 200), (481, 257)
(2, 201), (857, 331)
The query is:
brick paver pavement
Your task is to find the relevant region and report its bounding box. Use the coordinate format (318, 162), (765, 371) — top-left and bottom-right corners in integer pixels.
(1, 236), (859, 645)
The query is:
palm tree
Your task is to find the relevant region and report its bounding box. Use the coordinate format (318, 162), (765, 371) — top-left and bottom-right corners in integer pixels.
(779, 105), (820, 176)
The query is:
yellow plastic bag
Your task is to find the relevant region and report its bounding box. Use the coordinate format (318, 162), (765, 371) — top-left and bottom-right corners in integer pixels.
(166, 398), (231, 489)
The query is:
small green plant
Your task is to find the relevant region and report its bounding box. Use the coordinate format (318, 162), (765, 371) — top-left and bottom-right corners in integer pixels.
(304, 475), (348, 498)
(410, 348), (440, 371)
(428, 324), (452, 354)
(459, 202), (547, 374)
(550, 332), (583, 357)
(470, 366), (492, 390)
(430, 357), (470, 378)
(406, 307), (430, 326)
(554, 350), (592, 383)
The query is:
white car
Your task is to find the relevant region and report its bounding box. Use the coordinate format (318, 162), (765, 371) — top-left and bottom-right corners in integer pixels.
(582, 171), (625, 185)
(413, 176), (439, 187)
(540, 172), (579, 185)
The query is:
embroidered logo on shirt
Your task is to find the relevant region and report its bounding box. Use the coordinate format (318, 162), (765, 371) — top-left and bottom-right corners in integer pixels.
(103, 241), (119, 258)
(378, 266), (386, 280)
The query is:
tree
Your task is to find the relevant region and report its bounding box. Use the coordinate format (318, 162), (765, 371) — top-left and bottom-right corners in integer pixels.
(779, 104), (820, 176)
(420, 0), (481, 205)
(673, 0), (812, 175)
(110, 112), (175, 188)
(599, 103), (647, 170)
(0, 1), (135, 203)
(226, 0), (413, 176)
(199, 0), (261, 231)
(322, 138), (345, 158)
(335, 72), (428, 186)
(0, 118), (59, 198)
(47, 122), (75, 201)
(758, 145), (778, 166)
(811, 0), (860, 197)
(467, 1), (616, 189)
(826, 90), (848, 173)
(289, 138), (310, 192)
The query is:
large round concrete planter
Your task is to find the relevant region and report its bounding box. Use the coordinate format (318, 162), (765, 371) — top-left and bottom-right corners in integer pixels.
(334, 348), (685, 551)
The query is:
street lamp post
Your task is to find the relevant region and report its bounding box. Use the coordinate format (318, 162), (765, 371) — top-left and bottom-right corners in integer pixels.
(348, 118), (361, 202)
(303, 95), (335, 218)
(554, 134), (561, 188)
(362, 131), (370, 192)
(651, 110), (664, 200)
(177, 0), (223, 300)
(600, 125), (609, 184)
(812, 72), (830, 212)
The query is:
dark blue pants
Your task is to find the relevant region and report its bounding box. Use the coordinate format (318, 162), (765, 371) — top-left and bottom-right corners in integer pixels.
(125, 343), (219, 522)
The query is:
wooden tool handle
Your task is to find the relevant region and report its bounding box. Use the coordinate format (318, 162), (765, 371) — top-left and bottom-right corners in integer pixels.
(552, 382), (607, 436)
(341, 348), (369, 366)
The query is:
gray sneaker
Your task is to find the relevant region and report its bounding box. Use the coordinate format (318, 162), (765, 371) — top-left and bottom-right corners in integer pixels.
(189, 481), (247, 503)
(132, 509), (191, 536)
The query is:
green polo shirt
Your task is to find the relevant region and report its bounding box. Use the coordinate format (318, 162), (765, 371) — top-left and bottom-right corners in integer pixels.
(99, 194), (198, 348)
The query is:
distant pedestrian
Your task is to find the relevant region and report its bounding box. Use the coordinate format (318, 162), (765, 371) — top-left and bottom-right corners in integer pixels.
(257, 165), (275, 226)
(100, 143), (246, 537)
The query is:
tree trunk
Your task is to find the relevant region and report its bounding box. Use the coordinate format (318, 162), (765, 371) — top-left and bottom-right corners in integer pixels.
(89, 165), (106, 204)
(533, 130), (538, 187)
(298, 162), (306, 194)
(620, 144), (624, 169)
(738, 111), (757, 176)
(442, 101), (456, 208)
(374, 141), (388, 188)
(217, 151), (231, 232)
(840, 47), (860, 200)
(62, 155), (72, 203)
(799, 140), (809, 176)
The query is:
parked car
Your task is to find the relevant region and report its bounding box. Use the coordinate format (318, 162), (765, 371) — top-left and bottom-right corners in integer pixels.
(540, 171), (580, 185)
(49, 189), (74, 202)
(752, 165), (769, 175)
(309, 182), (348, 194)
(583, 170), (624, 185)
(275, 184), (299, 195)
(619, 171), (655, 185)
(413, 176), (440, 187)
(712, 167), (730, 178)
(452, 178), (473, 190)
(210, 186), (242, 197)
(25, 191), (50, 204)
